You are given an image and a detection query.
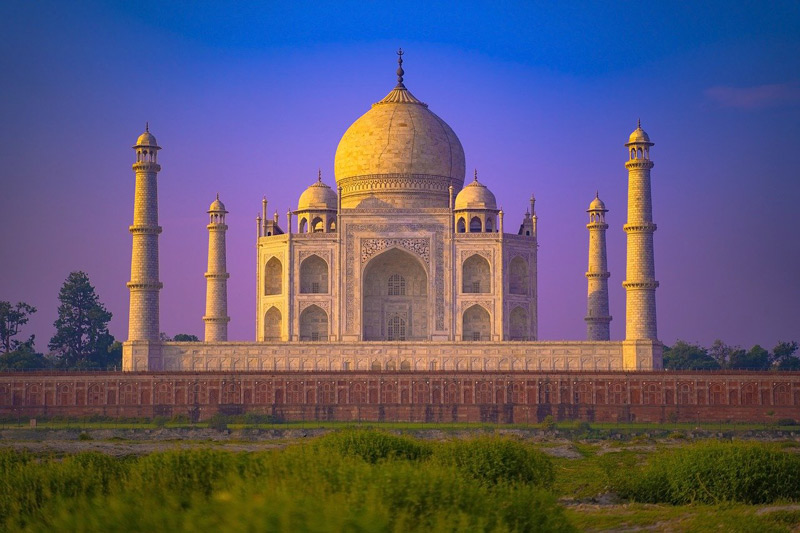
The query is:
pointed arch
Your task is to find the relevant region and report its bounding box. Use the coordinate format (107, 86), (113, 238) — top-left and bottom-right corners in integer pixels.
(462, 304), (491, 341)
(509, 256), (529, 295)
(462, 254), (490, 293)
(299, 218), (308, 233)
(469, 216), (482, 233)
(264, 257), (282, 295)
(362, 247), (428, 341)
(457, 217), (466, 233)
(509, 306), (528, 340)
(299, 254), (328, 294)
(299, 304), (328, 341)
(264, 306), (282, 341)
(311, 216), (324, 233)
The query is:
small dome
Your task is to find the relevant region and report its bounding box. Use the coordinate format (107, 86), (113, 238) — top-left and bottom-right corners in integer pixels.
(298, 176), (337, 211)
(454, 173), (497, 210)
(588, 193), (606, 212)
(209, 194), (227, 213)
(134, 125), (159, 148)
(627, 119), (652, 145)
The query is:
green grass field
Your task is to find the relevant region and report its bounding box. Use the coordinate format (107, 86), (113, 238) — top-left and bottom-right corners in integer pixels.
(1, 429), (799, 531)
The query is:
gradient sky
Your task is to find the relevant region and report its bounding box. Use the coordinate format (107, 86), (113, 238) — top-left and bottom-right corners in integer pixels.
(1, 1), (798, 351)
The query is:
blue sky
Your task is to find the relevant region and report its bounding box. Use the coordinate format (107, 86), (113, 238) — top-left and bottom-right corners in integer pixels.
(1, 1), (798, 349)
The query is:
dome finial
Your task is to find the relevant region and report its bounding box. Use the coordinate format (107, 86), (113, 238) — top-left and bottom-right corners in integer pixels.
(318, 168), (322, 182)
(216, 192), (219, 200)
(396, 48), (405, 87)
(637, 118), (641, 129)
(473, 168), (478, 182)
(145, 121), (149, 132)
(596, 190), (599, 199)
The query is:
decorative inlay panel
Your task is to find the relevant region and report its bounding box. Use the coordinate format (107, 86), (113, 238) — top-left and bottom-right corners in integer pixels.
(361, 238), (430, 265)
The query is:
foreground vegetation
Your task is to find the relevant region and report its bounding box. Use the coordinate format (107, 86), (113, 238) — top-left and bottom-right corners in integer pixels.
(1, 430), (800, 531)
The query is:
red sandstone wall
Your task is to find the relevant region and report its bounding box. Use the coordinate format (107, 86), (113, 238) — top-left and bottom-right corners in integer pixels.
(1, 371), (798, 423)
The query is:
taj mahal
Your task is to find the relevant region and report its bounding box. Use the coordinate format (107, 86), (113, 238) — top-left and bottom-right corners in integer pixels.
(122, 52), (662, 373)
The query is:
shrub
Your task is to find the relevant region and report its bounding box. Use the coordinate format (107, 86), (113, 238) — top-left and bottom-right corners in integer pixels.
(541, 415), (555, 430)
(614, 441), (800, 504)
(434, 436), (554, 488)
(78, 432), (92, 441)
(314, 429), (431, 463)
(0, 446), (575, 532)
(207, 414), (229, 432)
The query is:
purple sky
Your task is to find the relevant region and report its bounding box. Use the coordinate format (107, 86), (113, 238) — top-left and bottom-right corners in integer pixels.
(1, 1), (798, 351)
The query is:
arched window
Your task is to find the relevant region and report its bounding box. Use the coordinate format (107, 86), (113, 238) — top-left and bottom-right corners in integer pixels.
(328, 219), (336, 232)
(299, 255), (328, 294)
(485, 217), (493, 232)
(509, 306), (528, 340)
(637, 147), (643, 159)
(264, 307), (282, 341)
(299, 305), (328, 341)
(457, 218), (466, 233)
(311, 217), (324, 232)
(462, 254), (490, 293)
(387, 315), (406, 341)
(509, 256), (529, 295)
(264, 257), (282, 295)
(462, 304), (491, 341)
(299, 218), (308, 233)
(388, 274), (406, 296)
(469, 216), (482, 233)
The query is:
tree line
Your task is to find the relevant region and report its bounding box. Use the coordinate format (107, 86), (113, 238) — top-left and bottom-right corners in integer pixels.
(0, 271), (198, 371)
(663, 339), (799, 371)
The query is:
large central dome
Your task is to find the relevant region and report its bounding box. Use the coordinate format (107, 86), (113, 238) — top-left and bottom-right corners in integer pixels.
(334, 56), (466, 209)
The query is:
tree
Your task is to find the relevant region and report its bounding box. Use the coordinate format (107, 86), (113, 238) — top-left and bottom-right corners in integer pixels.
(663, 340), (720, 370)
(772, 341), (800, 371)
(48, 272), (115, 368)
(172, 333), (199, 342)
(729, 344), (771, 370)
(708, 339), (742, 369)
(0, 342), (49, 370)
(0, 301), (37, 354)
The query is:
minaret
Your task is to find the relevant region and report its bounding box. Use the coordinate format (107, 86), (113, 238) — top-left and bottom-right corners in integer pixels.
(127, 125), (163, 347)
(623, 120), (659, 341)
(204, 194), (230, 341)
(585, 193), (611, 340)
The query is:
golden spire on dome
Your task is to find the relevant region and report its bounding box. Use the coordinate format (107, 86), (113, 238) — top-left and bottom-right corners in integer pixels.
(396, 48), (405, 87)
(374, 49), (427, 107)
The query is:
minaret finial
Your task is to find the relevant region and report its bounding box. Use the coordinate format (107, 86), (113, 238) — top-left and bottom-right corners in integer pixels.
(396, 48), (405, 86)
(318, 168), (322, 182)
(637, 118), (641, 129)
(216, 192), (219, 200)
(145, 121), (149, 132)
(473, 168), (478, 182)
(596, 190), (599, 199)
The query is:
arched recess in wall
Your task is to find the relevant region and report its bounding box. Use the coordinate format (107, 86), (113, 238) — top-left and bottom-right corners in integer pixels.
(299, 304), (328, 341)
(299, 218), (308, 233)
(264, 307), (281, 341)
(265, 257), (282, 295)
(299, 254), (328, 294)
(462, 254), (490, 293)
(509, 306), (528, 341)
(311, 216), (324, 233)
(362, 247), (428, 341)
(457, 218), (466, 233)
(509, 256), (529, 295)
(462, 304), (491, 341)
